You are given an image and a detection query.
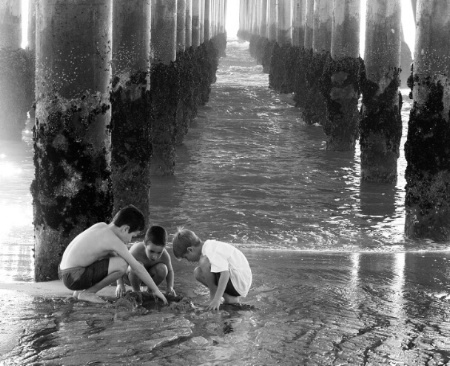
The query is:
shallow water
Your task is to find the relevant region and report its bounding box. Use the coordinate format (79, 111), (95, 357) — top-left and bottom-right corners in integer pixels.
(2, 38), (450, 365)
(149, 40), (430, 253)
(0, 39), (446, 284)
(3, 251), (450, 365)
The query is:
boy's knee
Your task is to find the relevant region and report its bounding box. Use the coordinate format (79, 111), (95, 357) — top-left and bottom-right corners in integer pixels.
(153, 263), (168, 278)
(194, 266), (203, 281)
(117, 258), (128, 275)
(199, 256), (211, 271)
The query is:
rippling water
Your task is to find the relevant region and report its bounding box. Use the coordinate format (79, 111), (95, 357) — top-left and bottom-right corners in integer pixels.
(0, 39), (446, 282)
(150, 39), (437, 252)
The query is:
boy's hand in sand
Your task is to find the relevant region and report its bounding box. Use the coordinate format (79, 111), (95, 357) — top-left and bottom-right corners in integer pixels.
(166, 287), (176, 296)
(207, 298), (221, 311)
(154, 290), (168, 305)
(116, 284), (126, 298)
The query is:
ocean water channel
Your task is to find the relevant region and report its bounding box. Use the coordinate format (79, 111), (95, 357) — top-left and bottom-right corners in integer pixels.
(1, 39), (450, 365)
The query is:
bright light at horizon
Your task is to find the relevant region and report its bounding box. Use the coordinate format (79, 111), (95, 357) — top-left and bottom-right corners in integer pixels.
(401, 0), (415, 57)
(226, 0), (240, 38)
(21, 0), (28, 49)
(225, 0), (416, 58)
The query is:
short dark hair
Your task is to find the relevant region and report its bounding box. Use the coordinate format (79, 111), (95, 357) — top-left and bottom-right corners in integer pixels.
(145, 225), (167, 246)
(112, 205), (145, 233)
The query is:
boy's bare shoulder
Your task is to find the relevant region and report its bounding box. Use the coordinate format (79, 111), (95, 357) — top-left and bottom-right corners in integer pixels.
(81, 222), (109, 237)
(87, 223), (123, 249)
(129, 241), (145, 255)
(90, 222), (110, 232)
(161, 248), (172, 263)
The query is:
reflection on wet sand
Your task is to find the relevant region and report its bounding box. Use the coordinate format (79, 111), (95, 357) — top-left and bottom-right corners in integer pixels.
(2, 39), (450, 364)
(2, 251), (450, 364)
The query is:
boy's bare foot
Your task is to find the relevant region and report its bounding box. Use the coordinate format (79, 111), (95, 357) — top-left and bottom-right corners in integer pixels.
(78, 291), (106, 304)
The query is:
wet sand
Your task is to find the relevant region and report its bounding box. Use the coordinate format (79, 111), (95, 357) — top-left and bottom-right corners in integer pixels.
(2, 250), (450, 365)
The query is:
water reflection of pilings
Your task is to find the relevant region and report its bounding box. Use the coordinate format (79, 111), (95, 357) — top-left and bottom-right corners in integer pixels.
(359, 181), (396, 220)
(149, 142), (192, 236)
(351, 252), (406, 322)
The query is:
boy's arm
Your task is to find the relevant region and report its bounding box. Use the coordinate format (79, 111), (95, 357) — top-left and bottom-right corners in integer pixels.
(207, 270), (230, 311)
(113, 243), (168, 304)
(163, 251), (176, 295)
(116, 276), (126, 298)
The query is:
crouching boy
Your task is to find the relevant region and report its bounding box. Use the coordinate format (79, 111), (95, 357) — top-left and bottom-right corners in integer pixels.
(172, 228), (252, 311)
(58, 205), (168, 305)
(116, 225), (176, 297)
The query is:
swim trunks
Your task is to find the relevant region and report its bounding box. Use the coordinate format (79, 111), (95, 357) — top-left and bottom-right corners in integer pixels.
(213, 272), (241, 297)
(58, 258), (109, 291)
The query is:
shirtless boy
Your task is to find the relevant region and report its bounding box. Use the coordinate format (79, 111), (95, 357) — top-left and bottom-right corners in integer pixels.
(116, 225), (176, 298)
(58, 205), (168, 305)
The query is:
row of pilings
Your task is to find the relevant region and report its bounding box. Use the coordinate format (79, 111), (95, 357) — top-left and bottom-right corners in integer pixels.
(0, 0), (227, 281)
(240, 0), (450, 243)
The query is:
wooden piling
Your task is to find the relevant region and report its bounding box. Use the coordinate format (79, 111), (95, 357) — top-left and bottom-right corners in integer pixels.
(28, 0), (37, 52)
(33, 0), (113, 281)
(0, 0), (21, 49)
(268, 0), (277, 41)
(405, 0), (450, 240)
(313, 0), (332, 53)
(151, 0), (177, 64)
(186, 0), (192, 47)
(204, 0), (211, 40)
(0, 0), (31, 140)
(110, 0), (152, 222)
(319, 0), (361, 150)
(277, 0), (293, 45)
(150, 0), (178, 176)
(300, 0), (331, 125)
(304, 0), (314, 49)
(177, 0), (187, 52)
(360, 0), (402, 182)
(260, 0), (268, 39)
(192, 0), (201, 47)
(200, 0), (205, 43)
(292, 0), (306, 47)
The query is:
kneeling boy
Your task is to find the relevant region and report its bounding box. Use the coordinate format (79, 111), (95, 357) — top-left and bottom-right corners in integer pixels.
(172, 228), (252, 311)
(116, 225), (176, 297)
(58, 205), (168, 304)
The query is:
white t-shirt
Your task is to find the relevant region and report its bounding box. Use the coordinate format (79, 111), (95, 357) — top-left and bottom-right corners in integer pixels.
(202, 240), (252, 297)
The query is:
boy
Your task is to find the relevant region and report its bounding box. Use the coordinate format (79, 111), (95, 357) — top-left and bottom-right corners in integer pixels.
(58, 205), (168, 305)
(116, 225), (176, 298)
(172, 228), (252, 311)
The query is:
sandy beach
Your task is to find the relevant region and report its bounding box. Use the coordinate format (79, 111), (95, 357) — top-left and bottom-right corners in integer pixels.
(2, 249), (450, 365)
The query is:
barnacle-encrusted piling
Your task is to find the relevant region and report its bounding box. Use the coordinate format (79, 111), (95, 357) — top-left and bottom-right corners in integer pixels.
(320, 0), (361, 150)
(360, 0), (402, 182)
(32, 0), (113, 280)
(301, 0), (331, 125)
(150, 0), (178, 176)
(405, 0), (450, 240)
(110, 0), (152, 221)
(269, 0), (292, 93)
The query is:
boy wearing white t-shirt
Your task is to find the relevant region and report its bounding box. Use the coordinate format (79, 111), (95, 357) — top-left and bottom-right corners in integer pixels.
(172, 228), (252, 311)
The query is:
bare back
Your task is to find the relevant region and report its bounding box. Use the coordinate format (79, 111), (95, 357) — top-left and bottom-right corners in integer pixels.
(60, 223), (124, 269)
